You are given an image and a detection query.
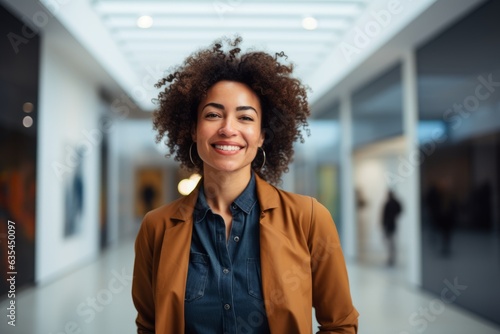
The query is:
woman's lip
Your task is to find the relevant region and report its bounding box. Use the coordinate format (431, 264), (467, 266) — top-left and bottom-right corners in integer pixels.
(211, 141), (243, 147)
(212, 143), (243, 154)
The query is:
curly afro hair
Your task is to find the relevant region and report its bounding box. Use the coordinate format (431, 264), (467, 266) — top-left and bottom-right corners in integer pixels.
(153, 36), (310, 185)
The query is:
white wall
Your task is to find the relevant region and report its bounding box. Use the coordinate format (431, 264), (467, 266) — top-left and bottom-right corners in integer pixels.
(35, 36), (102, 284)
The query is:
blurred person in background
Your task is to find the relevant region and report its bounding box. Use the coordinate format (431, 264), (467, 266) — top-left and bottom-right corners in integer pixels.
(382, 190), (402, 266)
(132, 36), (358, 334)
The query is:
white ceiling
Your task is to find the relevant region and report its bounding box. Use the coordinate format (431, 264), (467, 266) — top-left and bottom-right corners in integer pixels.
(91, 0), (369, 91)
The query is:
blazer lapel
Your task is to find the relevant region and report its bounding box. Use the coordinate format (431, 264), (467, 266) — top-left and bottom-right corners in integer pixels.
(255, 176), (294, 331)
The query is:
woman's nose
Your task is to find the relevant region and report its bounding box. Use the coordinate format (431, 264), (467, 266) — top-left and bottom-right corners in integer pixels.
(218, 118), (237, 136)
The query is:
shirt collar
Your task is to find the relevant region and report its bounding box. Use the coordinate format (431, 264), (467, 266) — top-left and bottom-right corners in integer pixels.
(193, 172), (258, 224)
(233, 172), (258, 214)
(193, 185), (210, 224)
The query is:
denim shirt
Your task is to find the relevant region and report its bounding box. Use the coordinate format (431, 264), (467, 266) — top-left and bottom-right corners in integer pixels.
(184, 173), (271, 334)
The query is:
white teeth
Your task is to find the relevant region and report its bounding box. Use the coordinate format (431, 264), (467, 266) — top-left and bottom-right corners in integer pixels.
(215, 145), (241, 151)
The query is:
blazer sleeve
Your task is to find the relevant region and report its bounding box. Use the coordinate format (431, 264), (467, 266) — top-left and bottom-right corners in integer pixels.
(132, 214), (156, 334)
(308, 198), (359, 333)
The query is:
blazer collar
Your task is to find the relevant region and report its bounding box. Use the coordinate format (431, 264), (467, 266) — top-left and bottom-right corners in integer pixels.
(255, 173), (280, 212)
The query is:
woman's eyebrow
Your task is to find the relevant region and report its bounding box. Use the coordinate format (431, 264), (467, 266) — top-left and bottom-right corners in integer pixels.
(236, 106), (258, 114)
(201, 102), (224, 111)
(202, 103), (258, 114)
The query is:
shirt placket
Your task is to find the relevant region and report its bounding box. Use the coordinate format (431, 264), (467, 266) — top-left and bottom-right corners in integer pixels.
(215, 213), (236, 334)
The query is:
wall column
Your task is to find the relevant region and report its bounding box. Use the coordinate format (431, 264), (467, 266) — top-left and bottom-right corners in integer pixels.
(339, 94), (357, 260)
(402, 50), (422, 287)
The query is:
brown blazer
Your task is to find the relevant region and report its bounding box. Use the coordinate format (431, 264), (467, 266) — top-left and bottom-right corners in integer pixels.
(132, 174), (358, 333)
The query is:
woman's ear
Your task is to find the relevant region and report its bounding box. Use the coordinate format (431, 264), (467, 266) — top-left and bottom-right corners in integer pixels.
(258, 130), (265, 147)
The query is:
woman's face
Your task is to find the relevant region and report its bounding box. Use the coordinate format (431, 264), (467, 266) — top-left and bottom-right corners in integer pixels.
(193, 80), (264, 176)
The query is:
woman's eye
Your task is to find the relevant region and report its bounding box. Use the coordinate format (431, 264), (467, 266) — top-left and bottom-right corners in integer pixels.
(240, 116), (254, 121)
(205, 113), (220, 119)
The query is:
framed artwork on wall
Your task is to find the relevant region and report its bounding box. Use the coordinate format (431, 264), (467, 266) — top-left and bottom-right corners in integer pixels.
(134, 167), (164, 218)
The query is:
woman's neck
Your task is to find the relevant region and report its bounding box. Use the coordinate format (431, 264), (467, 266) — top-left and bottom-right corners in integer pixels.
(202, 168), (252, 213)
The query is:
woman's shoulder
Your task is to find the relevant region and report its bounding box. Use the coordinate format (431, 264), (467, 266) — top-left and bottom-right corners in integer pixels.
(276, 187), (316, 209)
(281, 189), (331, 222)
(260, 183), (335, 244)
(264, 180), (317, 205)
(260, 180), (327, 219)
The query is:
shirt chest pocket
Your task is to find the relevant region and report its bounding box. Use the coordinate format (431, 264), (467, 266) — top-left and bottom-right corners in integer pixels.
(247, 258), (264, 300)
(185, 252), (209, 302)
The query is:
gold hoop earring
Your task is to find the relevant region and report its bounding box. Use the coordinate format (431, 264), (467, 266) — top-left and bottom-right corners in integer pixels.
(189, 142), (196, 166)
(258, 147), (266, 171)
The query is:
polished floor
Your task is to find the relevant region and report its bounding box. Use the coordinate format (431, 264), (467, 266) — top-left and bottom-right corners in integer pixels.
(1, 237), (500, 334)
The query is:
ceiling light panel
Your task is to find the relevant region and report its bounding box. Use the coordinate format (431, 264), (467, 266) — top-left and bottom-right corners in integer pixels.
(115, 31), (338, 44)
(104, 16), (350, 31)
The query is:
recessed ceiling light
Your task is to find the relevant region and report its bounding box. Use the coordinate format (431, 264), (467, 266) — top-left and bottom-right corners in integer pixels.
(23, 116), (33, 128)
(302, 16), (318, 30)
(23, 102), (34, 113)
(137, 15), (153, 29)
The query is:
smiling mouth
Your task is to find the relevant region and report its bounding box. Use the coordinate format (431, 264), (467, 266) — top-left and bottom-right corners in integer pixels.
(213, 144), (242, 151)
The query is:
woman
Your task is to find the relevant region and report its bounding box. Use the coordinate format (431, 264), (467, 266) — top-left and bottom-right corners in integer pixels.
(132, 36), (358, 334)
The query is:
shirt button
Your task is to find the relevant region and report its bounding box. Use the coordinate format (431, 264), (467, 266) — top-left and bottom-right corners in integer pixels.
(233, 236), (240, 242)
(231, 204), (237, 210)
(223, 268), (229, 274)
(224, 303), (231, 310)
